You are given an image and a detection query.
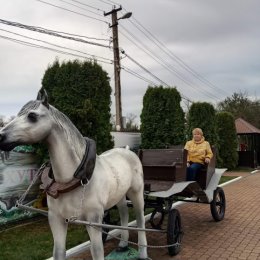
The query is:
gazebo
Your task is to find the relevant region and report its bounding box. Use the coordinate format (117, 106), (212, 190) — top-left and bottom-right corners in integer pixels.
(235, 118), (260, 168)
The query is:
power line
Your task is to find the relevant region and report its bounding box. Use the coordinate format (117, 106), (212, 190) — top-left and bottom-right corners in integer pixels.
(0, 33), (113, 65)
(0, 28), (113, 64)
(44, 30), (110, 42)
(121, 22), (221, 100)
(0, 2), (219, 105)
(0, 19), (111, 48)
(122, 65), (192, 103)
(122, 50), (192, 103)
(122, 66), (158, 87)
(108, 4), (223, 101)
(57, 0), (106, 18)
(33, 0), (192, 101)
(129, 16), (231, 97)
(32, 1), (199, 102)
(103, 0), (121, 7)
(68, 0), (106, 13)
(124, 51), (170, 87)
(120, 26), (220, 101)
(116, 5), (230, 99)
(97, 0), (114, 6)
(35, 0), (109, 24)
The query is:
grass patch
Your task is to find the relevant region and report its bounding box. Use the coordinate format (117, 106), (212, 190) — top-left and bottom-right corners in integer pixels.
(219, 175), (238, 184)
(0, 216), (87, 260)
(227, 167), (253, 172)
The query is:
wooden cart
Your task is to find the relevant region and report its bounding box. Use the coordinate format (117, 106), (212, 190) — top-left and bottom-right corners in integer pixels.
(137, 147), (226, 256)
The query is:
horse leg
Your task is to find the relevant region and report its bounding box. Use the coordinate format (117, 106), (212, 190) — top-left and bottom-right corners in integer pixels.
(127, 190), (148, 260)
(116, 196), (129, 250)
(48, 212), (68, 260)
(86, 211), (105, 260)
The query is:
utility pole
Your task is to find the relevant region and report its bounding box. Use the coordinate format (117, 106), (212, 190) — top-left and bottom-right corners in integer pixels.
(104, 6), (132, 131)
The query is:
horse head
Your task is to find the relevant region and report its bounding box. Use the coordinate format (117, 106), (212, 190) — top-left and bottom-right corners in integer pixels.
(0, 89), (53, 151)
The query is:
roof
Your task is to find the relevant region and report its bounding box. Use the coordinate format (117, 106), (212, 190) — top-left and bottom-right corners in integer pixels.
(235, 118), (260, 134)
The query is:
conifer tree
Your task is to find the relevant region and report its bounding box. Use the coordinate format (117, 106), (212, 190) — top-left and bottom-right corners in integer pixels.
(186, 102), (217, 145)
(216, 112), (238, 169)
(140, 86), (185, 148)
(42, 59), (113, 154)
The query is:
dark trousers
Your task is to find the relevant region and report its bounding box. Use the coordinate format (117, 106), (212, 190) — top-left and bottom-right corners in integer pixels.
(186, 163), (204, 181)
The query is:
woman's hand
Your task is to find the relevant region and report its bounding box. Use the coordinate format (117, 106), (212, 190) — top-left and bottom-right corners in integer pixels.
(205, 158), (210, 164)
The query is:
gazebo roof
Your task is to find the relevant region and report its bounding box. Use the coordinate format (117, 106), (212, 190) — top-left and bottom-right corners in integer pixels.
(235, 118), (260, 134)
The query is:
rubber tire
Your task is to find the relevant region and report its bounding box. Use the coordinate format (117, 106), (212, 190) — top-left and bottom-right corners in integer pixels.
(167, 209), (182, 256)
(210, 187), (226, 221)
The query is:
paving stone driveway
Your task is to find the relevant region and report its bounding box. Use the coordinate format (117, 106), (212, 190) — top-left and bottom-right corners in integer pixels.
(70, 171), (260, 260)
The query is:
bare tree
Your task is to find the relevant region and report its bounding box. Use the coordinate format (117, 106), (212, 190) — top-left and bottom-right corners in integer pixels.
(217, 92), (260, 128)
(125, 113), (139, 132)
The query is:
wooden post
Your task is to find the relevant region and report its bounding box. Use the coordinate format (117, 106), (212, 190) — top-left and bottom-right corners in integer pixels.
(104, 7), (123, 130)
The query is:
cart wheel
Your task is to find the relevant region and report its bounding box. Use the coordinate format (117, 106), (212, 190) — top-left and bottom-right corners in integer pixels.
(167, 209), (182, 256)
(210, 187), (226, 221)
(102, 210), (110, 244)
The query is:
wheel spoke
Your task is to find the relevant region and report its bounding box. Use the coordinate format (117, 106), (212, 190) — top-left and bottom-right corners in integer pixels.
(216, 201), (223, 207)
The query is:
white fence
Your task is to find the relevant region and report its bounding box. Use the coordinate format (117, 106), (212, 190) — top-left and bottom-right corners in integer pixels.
(111, 131), (141, 150)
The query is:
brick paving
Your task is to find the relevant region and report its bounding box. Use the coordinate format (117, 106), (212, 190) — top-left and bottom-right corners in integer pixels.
(69, 170), (260, 260)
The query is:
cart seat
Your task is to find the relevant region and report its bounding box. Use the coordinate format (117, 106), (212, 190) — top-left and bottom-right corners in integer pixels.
(138, 148), (187, 193)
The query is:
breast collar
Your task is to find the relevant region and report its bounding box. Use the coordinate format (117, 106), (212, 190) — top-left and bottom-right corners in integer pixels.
(40, 137), (96, 199)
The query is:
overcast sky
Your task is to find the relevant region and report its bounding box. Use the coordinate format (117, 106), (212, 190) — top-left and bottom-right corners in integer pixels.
(0, 0), (259, 124)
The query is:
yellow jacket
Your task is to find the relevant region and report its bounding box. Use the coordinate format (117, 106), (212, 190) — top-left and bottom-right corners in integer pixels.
(184, 137), (213, 164)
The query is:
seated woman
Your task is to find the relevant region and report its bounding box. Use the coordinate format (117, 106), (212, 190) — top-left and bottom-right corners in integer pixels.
(184, 128), (213, 181)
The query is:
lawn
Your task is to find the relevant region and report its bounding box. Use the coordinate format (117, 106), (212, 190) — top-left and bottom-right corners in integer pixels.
(0, 175), (238, 260)
(0, 216), (87, 260)
(219, 175), (238, 184)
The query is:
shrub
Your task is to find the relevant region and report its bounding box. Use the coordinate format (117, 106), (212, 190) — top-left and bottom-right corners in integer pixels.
(42, 59), (114, 154)
(140, 86), (185, 148)
(216, 112), (238, 169)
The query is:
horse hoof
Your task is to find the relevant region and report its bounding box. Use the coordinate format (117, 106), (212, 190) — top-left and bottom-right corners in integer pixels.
(116, 246), (129, 252)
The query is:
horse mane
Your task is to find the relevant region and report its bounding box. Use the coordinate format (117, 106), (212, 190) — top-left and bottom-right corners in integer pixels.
(49, 105), (85, 156)
(18, 100), (86, 158)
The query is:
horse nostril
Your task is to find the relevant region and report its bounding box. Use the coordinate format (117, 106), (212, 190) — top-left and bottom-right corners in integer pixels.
(0, 133), (4, 142)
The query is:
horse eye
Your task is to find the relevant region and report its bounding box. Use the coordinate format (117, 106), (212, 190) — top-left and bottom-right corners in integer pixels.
(27, 112), (38, 122)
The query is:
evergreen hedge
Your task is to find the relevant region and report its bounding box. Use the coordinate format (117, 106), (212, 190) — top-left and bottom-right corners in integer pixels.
(216, 112), (238, 169)
(41, 59), (114, 154)
(186, 102), (218, 145)
(140, 86), (185, 148)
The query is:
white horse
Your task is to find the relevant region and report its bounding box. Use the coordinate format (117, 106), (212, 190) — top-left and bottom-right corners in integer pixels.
(0, 90), (148, 260)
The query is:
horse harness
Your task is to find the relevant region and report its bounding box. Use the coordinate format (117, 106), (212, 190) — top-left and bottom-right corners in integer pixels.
(40, 137), (96, 199)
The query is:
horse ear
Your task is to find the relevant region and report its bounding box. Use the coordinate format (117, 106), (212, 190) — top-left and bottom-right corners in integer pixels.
(37, 88), (49, 109)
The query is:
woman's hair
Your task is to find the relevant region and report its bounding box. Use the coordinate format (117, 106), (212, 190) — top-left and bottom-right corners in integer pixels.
(192, 128), (203, 136)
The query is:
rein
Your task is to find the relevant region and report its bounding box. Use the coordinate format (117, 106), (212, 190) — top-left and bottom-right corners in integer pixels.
(40, 137), (96, 199)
